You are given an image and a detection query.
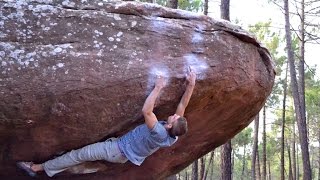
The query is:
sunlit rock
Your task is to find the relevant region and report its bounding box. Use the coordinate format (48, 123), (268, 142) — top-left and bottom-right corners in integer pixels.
(0, 0), (275, 179)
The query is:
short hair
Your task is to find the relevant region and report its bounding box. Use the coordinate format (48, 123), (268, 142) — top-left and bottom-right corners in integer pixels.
(169, 117), (188, 137)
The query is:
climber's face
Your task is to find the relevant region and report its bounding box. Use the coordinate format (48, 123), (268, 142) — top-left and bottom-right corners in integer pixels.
(166, 114), (188, 136)
(167, 114), (180, 125)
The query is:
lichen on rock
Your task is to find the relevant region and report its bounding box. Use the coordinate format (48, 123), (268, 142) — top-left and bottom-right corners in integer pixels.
(0, 1), (275, 179)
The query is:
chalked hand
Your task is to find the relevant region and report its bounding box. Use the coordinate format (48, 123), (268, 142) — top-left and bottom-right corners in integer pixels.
(155, 75), (166, 89)
(186, 66), (196, 86)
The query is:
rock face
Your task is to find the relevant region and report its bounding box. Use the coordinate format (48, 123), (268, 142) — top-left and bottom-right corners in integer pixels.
(0, 0), (275, 179)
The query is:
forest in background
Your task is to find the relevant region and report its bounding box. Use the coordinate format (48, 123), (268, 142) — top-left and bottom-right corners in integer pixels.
(134, 0), (319, 179)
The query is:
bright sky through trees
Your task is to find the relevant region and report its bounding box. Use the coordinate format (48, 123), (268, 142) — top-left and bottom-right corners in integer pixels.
(207, 0), (320, 78)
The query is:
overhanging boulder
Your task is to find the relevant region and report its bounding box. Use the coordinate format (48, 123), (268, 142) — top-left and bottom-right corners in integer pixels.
(0, 0), (275, 179)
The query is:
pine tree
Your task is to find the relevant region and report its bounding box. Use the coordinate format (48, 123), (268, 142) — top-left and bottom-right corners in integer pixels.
(283, 0), (312, 179)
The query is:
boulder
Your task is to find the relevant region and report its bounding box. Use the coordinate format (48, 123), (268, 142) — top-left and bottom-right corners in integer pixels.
(0, 0), (275, 179)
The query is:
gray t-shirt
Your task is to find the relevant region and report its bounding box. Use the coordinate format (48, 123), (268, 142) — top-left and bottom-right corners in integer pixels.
(118, 121), (178, 165)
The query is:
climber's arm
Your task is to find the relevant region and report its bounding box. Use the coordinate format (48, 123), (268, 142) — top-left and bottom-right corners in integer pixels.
(142, 76), (166, 129)
(175, 67), (196, 117)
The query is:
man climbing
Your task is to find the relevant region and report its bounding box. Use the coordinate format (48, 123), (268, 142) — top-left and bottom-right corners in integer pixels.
(17, 67), (196, 177)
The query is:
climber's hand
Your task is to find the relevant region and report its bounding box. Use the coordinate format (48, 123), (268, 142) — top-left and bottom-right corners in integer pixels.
(155, 75), (166, 89)
(186, 66), (196, 86)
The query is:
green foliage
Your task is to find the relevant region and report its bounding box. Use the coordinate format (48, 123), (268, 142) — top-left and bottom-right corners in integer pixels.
(138, 0), (203, 12)
(232, 127), (253, 147)
(154, 0), (168, 7)
(139, 1), (320, 178)
(291, 35), (300, 54)
(249, 21), (287, 108)
(249, 21), (285, 68)
(231, 127), (253, 179)
(305, 72), (320, 141)
(138, 0), (166, 6)
(178, 0), (203, 12)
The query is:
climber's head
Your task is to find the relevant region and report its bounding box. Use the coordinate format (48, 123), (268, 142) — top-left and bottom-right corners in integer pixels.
(166, 114), (188, 136)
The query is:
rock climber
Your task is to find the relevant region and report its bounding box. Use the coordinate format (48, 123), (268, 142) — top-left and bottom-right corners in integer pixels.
(17, 67), (196, 177)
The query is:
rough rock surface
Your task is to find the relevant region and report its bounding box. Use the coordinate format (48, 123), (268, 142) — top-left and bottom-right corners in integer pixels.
(0, 0), (275, 179)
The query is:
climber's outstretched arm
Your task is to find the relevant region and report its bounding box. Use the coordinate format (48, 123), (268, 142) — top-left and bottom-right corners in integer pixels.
(142, 76), (166, 129)
(175, 67), (196, 117)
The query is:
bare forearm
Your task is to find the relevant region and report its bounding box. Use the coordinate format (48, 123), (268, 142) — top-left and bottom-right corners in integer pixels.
(142, 87), (162, 114)
(179, 84), (195, 107)
(176, 67), (196, 116)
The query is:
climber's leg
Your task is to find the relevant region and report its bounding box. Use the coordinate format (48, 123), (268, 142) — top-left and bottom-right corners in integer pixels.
(18, 138), (127, 177)
(43, 138), (127, 177)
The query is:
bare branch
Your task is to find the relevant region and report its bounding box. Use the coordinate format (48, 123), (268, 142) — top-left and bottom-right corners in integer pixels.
(305, 0), (320, 5)
(290, 0), (300, 9)
(305, 36), (320, 43)
(294, 52), (301, 61)
(293, 0), (302, 21)
(270, 0), (307, 16)
(247, 25), (300, 33)
(292, 24), (302, 41)
(291, 0), (301, 4)
(271, 0), (285, 13)
(305, 10), (320, 14)
(305, 40), (320, 44)
(305, 30), (320, 39)
(305, 35), (320, 44)
(306, 5), (320, 12)
(305, 22), (320, 27)
(304, 61), (319, 79)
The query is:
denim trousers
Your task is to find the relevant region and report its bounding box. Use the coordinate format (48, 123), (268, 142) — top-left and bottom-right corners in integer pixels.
(43, 138), (127, 177)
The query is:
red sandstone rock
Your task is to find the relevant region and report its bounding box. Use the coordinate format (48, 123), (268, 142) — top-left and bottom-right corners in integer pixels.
(0, 0), (275, 179)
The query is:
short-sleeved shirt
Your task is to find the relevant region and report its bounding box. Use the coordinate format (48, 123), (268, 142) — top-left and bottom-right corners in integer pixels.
(117, 121), (178, 166)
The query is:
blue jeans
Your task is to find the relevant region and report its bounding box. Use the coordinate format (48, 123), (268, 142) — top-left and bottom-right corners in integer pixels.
(43, 138), (127, 177)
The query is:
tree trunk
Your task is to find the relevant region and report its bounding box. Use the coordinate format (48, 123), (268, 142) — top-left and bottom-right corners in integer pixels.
(192, 159), (198, 180)
(297, 150), (300, 180)
(200, 157), (205, 180)
(185, 169), (188, 180)
(318, 129), (320, 180)
(211, 153), (215, 179)
(293, 122), (297, 180)
(167, 0), (178, 9)
(167, 174), (177, 180)
(262, 106), (267, 180)
(288, 141), (293, 180)
(204, 151), (214, 180)
(257, 149), (261, 180)
(296, 147), (300, 180)
(252, 115), (259, 180)
(241, 145), (246, 180)
(232, 149), (234, 180)
(298, 0), (306, 136)
(221, 141), (232, 180)
(220, 0), (230, 21)
(281, 61), (288, 180)
(268, 160), (271, 180)
(220, 1), (232, 179)
(204, 0), (209, 15)
(283, 0), (312, 179)
(311, 153), (315, 179)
